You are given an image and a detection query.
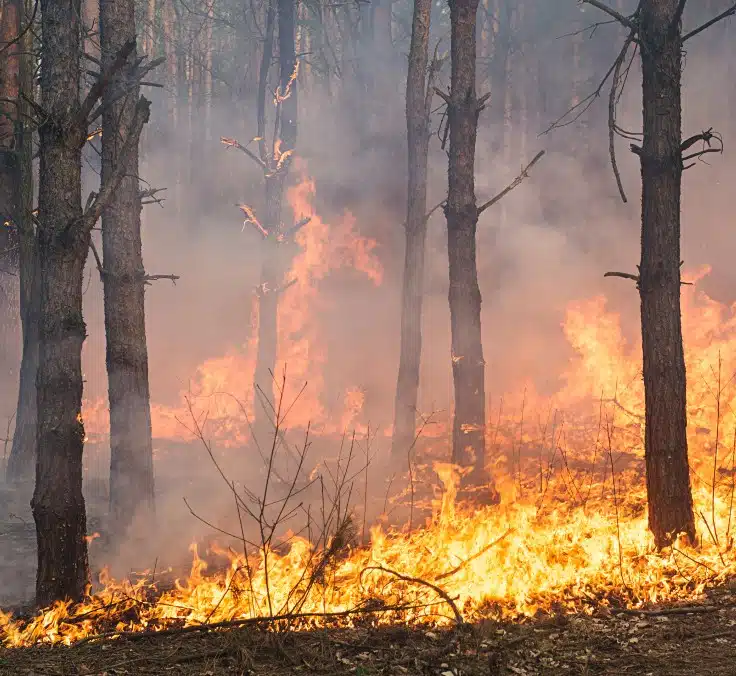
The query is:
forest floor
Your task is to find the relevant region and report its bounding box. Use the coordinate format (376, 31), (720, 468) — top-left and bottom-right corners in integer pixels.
(3, 587), (736, 676)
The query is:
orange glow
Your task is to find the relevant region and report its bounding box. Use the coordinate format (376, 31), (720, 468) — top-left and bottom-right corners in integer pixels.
(8, 267), (736, 647)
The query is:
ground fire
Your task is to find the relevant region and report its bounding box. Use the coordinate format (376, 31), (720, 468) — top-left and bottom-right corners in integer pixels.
(2, 0), (736, 673)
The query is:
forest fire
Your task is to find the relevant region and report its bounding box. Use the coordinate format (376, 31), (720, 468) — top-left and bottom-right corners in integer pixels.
(4, 268), (736, 647)
(80, 164), (383, 445)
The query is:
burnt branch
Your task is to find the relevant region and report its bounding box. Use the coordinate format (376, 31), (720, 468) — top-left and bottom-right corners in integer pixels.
(139, 187), (167, 207)
(143, 274), (180, 286)
(604, 271), (639, 284)
(237, 203), (269, 238)
(80, 97), (151, 236)
(608, 31), (637, 203)
(478, 150), (545, 214)
(278, 216), (311, 242)
(683, 3), (736, 42)
(221, 136), (268, 172)
(582, 0), (638, 32)
(680, 128), (723, 169)
(78, 39), (136, 125)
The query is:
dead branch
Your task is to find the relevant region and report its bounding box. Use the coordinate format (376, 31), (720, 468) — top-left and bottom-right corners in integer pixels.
(608, 31), (637, 203)
(683, 3), (736, 42)
(604, 271), (639, 283)
(582, 0), (638, 32)
(79, 97), (151, 236)
(89, 239), (104, 280)
(221, 136), (268, 172)
(143, 274), (179, 285)
(362, 565), (464, 624)
(613, 604), (722, 617)
(477, 150), (545, 214)
(237, 203), (269, 238)
(680, 128), (724, 169)
(435, 528), (513, 581)
(78, 39), (136, 125)
(279, 216), (311, 242)
(74, 601), (429, 647)
(139, 187), (167, 208)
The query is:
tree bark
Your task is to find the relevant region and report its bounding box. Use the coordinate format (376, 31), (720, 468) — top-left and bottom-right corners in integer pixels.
(391, 0), (432, 457)
(3, 0), (34, 484)
(33, 0), (91, 605)
(638, 0), (695, 548)
(33, 0), (150, 605)
(100, 0), (155, 539)
(445, 0), (488, 489)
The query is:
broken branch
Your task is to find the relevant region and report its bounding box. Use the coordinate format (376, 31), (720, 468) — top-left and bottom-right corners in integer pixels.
(80, 97), (151, 236)
(582, 0), (638, 32)
(78, 39), (136, 125)
(221, 136), (268, 171)
(144, 274), (179, 286)
(361, 565), (464, 625)
(477, 150), (545, 214)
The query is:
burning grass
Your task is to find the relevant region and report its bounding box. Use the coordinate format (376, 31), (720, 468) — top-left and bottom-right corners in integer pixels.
(6, 267), (736, 650)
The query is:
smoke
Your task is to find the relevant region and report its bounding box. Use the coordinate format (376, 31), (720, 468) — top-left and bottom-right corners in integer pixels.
(2, 0), (736, 602)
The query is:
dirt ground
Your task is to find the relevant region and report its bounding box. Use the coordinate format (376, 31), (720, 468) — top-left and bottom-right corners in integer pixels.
(4, 588), (736, 676)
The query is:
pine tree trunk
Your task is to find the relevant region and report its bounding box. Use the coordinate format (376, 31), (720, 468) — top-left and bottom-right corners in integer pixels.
(446, 0), (488, 489)
(3, 0), (34, 484)
(33, 0), (90, 604)
(392, 0), (432, 457)
(638, 0), (695, 548)
(100, 0), (155, 540)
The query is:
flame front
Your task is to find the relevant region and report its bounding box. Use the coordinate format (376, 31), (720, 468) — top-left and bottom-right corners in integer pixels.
(14, 266), (736, 646)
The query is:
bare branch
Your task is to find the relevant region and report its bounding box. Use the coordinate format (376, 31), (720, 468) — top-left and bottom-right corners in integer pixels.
(143, 274), (179, 285)
(582, 0), (638, 32)
(88, 239), (104, 280)
(683, 3), (736, 42)
(608, 31), (637, 203)
(221, 136), (268, 171)
(79, 97), (151, 235)
(478, 150), (545, 214)
(278, 216), (310, 242)
(78, 39), (136, 126)
(604, 271), (639, 283)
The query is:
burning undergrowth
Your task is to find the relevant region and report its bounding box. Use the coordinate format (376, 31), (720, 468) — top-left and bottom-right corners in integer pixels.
(5, 267), (736, 648)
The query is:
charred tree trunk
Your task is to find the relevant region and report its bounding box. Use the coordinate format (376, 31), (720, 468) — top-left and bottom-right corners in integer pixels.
(100, 0), (155, 539)
(638, 0), (695, 548)
(253, 0), (297, 432)
(33, 0), (150, 604)
(445, 0), (489, 489)
(391, 0), (432, 457)
(4, 0), (35, 484)
(33, 0), (91, 604)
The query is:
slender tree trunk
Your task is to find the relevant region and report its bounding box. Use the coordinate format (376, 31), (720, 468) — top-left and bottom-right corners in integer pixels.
(3, 0), (34, 484)
(253, 0), (297, 432)
(100, 0), (155, 539)
(638, 0), (695, 548)
(392, 0), (432, 457)
(446, 0), (488, 489)
(33, 0), (90, 604)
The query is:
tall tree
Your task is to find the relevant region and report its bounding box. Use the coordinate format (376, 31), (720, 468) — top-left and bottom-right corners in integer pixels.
(636, 0), (694, 547)
(391, 0), (437, 456)
(579, 0), (736, 546)
(250, 0), (298, 434)
(33, 0), (150, 604)
(3, 0), (35, 484)
(100, 0), (156, 539)
(442, 0), (488, 488)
